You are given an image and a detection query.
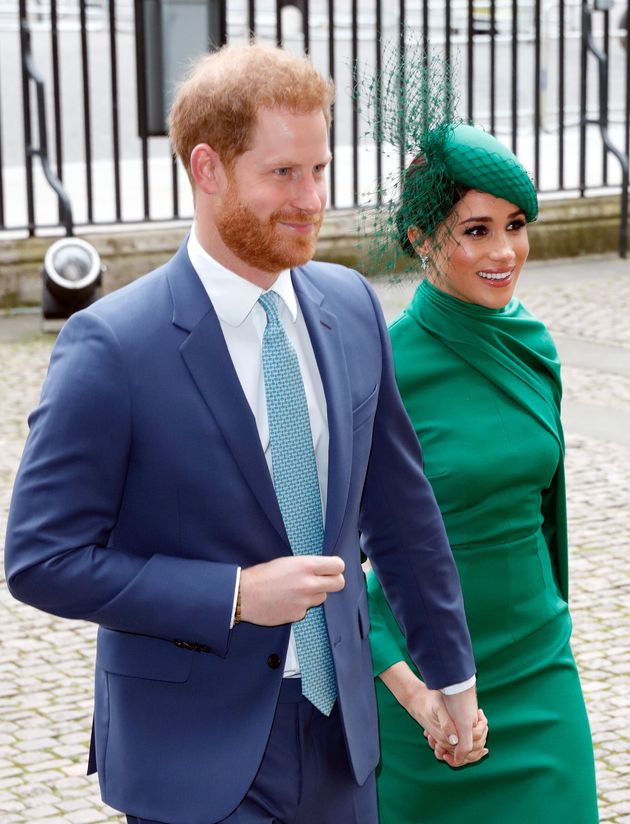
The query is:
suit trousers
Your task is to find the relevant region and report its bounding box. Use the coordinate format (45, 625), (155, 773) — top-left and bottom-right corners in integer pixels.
(126, 678), (377, 824)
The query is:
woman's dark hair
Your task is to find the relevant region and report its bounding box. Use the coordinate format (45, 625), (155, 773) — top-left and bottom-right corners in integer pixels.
(396, 153), (469, 257)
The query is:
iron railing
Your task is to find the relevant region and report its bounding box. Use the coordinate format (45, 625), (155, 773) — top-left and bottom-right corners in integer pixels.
(4, 0), (630, 236)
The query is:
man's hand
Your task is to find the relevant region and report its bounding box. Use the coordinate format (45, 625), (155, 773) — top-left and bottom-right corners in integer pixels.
(380, 663), (488, 768)
(425, 708), (488, 767)
(239, 555), (345, 625)
(441, 685), (481, 766)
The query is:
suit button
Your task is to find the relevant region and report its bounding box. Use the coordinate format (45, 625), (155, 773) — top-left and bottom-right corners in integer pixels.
(267, 654), (281, 669)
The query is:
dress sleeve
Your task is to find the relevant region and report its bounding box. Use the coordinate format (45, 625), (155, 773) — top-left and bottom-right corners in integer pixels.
(540, 463), (569, 602)
(367, 568), (417, 678)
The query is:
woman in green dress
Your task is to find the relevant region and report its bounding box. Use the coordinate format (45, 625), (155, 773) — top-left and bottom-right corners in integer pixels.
(367, 124), (599, 822)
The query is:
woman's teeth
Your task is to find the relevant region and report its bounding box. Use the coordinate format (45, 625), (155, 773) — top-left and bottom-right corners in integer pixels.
(478, 271), (511, 281)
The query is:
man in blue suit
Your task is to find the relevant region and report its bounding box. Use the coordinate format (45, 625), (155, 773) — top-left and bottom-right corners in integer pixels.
(5, 44), (482, 823)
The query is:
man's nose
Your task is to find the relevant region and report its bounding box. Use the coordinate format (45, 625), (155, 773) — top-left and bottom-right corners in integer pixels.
(292, 176), (326, 213)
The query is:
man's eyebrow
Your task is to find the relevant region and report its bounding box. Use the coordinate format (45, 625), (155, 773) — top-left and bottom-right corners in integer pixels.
(266, 152), (333, 167)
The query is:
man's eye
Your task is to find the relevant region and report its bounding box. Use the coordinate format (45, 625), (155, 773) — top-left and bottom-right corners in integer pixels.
(274, 168), (290, 176)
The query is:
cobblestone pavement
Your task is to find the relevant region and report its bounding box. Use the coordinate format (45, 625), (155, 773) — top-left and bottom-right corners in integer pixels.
(1, 254), (629, 822)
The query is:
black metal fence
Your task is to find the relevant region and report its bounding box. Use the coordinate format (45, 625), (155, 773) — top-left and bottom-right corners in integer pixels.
(4, 0), (629, 236)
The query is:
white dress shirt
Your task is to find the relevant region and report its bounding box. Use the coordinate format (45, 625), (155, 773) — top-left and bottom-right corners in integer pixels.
(187, 227), (475, 695)
(187, 227), (328, 678)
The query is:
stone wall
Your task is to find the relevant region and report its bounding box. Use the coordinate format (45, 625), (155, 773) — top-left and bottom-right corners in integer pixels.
(0, 193), (627, 309)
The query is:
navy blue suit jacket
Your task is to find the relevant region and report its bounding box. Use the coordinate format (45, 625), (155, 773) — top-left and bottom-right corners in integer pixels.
(5, 243), (474, 823)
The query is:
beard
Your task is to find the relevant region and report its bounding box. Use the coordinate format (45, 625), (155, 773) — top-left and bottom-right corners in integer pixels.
(215, 182), (324, 274)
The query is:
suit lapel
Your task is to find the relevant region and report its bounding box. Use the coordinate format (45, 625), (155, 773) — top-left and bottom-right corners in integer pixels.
(293, 267), (353, 555)
(167, 244), (288, 547)
(166, 246), (354, 554)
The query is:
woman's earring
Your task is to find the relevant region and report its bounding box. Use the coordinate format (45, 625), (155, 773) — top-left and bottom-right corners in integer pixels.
(420, 255), (429, 271)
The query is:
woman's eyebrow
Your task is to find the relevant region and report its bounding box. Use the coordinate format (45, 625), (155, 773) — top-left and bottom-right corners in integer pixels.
(459, 209), (525, 225)
(460, 215), (492, 224)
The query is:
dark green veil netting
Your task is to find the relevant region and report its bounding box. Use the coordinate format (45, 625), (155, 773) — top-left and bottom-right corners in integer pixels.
(357, 43), (538, 275)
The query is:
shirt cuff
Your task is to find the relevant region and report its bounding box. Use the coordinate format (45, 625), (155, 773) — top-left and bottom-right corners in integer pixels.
(440, 675), (476, 695)
(229, 567), (241, 629)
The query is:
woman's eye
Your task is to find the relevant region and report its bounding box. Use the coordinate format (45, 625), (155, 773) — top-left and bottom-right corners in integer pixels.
(464, 224), (487, 237)
(508, 219), (526, 231)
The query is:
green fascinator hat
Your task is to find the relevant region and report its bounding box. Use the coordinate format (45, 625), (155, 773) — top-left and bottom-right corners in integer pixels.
(397, 122), (538, 255)
(445, 124), (538, 221)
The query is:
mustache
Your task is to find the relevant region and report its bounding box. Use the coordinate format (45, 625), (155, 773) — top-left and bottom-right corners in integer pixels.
(270, 210), (323, 225)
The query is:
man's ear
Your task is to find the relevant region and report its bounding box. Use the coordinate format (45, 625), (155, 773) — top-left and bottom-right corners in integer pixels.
(190, 144), (224, 195)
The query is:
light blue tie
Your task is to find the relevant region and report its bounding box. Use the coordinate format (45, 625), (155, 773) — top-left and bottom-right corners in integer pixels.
(258, 290), (337, 716)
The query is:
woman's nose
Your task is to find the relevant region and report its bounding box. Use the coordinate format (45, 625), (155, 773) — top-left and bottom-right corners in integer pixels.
(490, 234), (517, 263)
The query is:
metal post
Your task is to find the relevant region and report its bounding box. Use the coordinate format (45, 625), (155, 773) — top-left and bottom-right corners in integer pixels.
(583, 0), (629, 256)
(20, 0), (74, 237)
(19, 0), (36, 236)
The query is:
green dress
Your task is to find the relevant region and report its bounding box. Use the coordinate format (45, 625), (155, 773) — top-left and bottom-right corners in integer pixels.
(367, 279), (598, 823)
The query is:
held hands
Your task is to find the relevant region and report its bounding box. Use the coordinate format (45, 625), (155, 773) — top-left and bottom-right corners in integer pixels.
(424, 707), (488, 767)
(441, 685), (488, 766)
(380, 663), (488, 768)
(239, 555), (345, 625)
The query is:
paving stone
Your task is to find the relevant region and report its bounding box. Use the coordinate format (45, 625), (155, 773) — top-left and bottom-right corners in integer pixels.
(65, 809), (112, 823)
(1, 255), (629, 822)
(23, 803), (61, 818)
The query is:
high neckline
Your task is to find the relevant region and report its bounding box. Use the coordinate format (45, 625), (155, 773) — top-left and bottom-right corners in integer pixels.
(415, 277), (519, 319)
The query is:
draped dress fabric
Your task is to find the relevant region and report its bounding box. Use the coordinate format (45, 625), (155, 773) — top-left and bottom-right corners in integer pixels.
(367, 279), (599, 823)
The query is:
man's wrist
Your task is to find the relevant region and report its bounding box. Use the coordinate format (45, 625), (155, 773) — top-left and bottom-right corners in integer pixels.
(440, 675), (476, 696)
(229, 567), (242, 629)
(234, 581), (242, 625)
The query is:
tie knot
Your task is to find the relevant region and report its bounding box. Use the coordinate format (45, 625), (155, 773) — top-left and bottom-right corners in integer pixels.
(258, 291), (280, 324)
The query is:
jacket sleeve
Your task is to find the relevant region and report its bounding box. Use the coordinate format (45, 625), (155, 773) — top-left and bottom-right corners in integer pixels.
(4, 310), (236, 656)
(367, 567), (418, 678)
(357, 277), (476, 690)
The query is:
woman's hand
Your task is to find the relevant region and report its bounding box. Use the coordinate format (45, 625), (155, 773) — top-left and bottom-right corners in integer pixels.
(379, 662), (489, 767)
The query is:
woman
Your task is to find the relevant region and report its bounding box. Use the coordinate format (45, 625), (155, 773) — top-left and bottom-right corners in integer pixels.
(367, 123), (599, 822)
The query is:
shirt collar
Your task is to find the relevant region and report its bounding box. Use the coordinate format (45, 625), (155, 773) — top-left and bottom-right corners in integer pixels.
(187, 225), (298, 327)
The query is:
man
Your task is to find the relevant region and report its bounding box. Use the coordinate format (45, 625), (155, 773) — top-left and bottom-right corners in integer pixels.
(5, 44), (480, 824)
